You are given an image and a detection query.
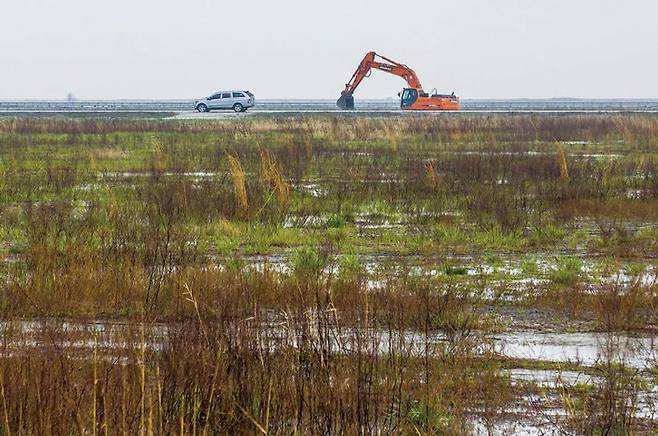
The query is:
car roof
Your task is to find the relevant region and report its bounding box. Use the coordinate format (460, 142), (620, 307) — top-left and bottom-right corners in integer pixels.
(213, 90), (250, 93)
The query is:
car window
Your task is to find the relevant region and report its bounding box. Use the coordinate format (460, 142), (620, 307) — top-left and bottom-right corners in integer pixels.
(209, 93), (221, 100)
(245, 91), (254, 97)
(221, 93), (231, 99)
(232, 92), (245, 98)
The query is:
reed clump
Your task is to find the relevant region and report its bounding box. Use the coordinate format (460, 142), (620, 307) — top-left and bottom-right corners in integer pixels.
(555, 141), (570, 181)
(227, 153), (249, 217)
(260, 148), (289, 208)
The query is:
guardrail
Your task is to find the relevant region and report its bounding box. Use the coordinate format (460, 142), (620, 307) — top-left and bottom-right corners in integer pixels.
(2, 100), (658, 112)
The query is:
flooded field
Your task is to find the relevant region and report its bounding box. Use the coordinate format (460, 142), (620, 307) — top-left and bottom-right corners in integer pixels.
(0, 114), (657, 433)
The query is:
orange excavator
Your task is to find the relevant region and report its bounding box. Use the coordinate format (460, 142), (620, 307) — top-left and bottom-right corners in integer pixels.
(337, 51), (460, 111)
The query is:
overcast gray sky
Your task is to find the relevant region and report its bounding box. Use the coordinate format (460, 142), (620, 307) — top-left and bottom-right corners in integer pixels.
(1, 0), (657, 100)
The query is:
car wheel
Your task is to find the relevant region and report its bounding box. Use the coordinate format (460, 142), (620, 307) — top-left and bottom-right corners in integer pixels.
(197, 104), (208, 113)
(233, 103), (244, 113)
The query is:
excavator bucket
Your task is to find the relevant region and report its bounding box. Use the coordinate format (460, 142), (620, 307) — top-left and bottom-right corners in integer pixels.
(336, 94), (354, 110)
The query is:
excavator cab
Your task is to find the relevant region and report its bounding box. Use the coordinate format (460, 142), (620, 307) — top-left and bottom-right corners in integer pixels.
(400, 88), (418, 108)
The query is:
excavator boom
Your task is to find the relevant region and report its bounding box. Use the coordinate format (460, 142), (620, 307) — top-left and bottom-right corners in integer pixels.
(337, 51), (459, 111)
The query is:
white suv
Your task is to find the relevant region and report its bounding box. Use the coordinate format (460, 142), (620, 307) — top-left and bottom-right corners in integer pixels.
(194, 90), (255, 113)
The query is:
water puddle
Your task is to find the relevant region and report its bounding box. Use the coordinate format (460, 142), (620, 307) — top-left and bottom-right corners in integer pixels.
(99, 171), (222, 180)
(496, 332), (657, 369)
(2, 321), (656, 371)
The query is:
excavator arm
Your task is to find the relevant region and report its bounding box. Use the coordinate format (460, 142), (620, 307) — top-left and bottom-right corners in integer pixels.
(337, 51), (423, 109)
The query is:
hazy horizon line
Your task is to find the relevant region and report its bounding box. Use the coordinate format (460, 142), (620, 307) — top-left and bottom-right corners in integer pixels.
(3, 97), (658, 102)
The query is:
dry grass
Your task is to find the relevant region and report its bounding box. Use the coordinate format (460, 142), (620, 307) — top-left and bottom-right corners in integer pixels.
(260, 148), (289, 208)
(0, 285), (510, 434)
(423, 159), (440, 189)
(227, 154), (249, 216)
(555, 142), (570, 181)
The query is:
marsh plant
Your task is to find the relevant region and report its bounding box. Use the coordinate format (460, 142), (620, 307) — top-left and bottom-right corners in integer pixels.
(0, 114), (656, 433)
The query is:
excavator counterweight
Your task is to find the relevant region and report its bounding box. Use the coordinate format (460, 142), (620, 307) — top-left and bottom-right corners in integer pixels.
(337, 51), (459, 111)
